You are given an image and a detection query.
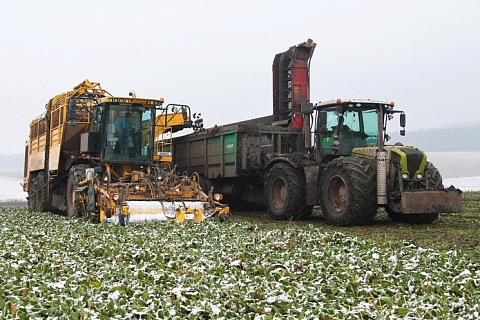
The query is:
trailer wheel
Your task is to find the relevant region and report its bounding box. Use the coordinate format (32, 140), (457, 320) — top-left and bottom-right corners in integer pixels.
(66, 165), (86, 218)
(320, 157), (377, 226)
(265, 163), (308, 220)
(387, 162), (441, 224)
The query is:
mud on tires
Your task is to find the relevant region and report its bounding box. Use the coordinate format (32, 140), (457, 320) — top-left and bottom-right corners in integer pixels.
(319, 157), (377, 226)
(66, 165), (86, 218)
(264, 163), (311, 220)
(28, 172), (45, 213)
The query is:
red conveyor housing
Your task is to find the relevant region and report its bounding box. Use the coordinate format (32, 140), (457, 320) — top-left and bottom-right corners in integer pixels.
(272, 39), (316, 127)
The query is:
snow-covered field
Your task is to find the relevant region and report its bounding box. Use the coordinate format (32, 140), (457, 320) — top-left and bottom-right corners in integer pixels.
(0, 175), (26, 201)
(443, 176), (480, 192)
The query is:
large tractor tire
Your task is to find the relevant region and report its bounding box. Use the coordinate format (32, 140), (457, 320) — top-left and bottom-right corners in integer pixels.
(387, 162), (441, 224)
(264, 163), (311, 220)
(319, 157), (377, 226)
(66, 165), (86, 218)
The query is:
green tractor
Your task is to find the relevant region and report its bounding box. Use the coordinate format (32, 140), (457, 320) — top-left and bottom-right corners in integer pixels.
(284, 98), (462, 225)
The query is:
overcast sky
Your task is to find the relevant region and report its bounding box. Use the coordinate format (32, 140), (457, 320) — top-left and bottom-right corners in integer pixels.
(1, 0), (479, 155)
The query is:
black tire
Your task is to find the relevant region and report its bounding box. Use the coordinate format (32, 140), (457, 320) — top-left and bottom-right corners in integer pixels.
(264, 163), (308, 220)
(424, 162), (443, 190)
(199, 176), (213, 194)
(66, 165), (86, 218)
(387, 162), (442, 224)
(28, 172), (45, 212)
(119, 214), (127, 226)
(27, 176), (36, 212)
(319, 157), (377, 226)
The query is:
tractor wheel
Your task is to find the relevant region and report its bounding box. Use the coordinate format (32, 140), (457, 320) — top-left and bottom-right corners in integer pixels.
(265, 163), (308, 220)
(424, 162), (444, 190)
(66, 165), (86, 218)
(319, 157), (377, 226)
(387, 162), (442, 224)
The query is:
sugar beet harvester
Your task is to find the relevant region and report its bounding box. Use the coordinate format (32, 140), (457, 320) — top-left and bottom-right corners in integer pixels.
(23, 80), (229, 225)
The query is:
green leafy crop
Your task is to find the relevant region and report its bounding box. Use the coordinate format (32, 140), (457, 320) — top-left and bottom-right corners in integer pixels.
(0, 205), (479, 319)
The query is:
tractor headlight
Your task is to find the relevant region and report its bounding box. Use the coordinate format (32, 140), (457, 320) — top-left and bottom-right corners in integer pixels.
(401, 173), (409, 180)
(416, 173), (423, 179)
(213, 193), (223, 201)
(113, 194), (120, 201)
(135, 185), (140, 191)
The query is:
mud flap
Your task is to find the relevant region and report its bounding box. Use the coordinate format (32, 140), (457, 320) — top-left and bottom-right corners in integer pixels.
(400, 189), (462, 214)
(86, 184), (96, 212)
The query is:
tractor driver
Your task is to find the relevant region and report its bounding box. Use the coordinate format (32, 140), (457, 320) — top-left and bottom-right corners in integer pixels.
(115, 112), (140, 154)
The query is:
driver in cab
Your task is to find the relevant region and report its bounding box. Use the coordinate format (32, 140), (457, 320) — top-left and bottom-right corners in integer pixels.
(115, 112), (140, 154)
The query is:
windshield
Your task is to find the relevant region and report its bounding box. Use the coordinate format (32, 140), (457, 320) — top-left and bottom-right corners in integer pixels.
(317, 108), (378, 156)
(103, 105), (153, 163)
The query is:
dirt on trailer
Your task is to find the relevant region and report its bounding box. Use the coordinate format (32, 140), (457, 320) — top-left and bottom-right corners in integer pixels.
(228, 191), (480, 259)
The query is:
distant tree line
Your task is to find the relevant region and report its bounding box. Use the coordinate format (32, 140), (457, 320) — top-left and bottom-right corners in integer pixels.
(0, 199), (27, 207)
(391, 124), (480, 152)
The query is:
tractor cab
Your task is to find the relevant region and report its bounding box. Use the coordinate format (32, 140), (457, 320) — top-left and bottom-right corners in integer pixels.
(312, 99), (405, 158)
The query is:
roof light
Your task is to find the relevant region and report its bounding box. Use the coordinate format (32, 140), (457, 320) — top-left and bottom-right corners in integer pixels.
(390, 101), (395, 107)
(336, 98), (342, 104)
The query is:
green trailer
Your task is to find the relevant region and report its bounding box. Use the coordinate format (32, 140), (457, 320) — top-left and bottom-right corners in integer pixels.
(173, 121), (304, 205)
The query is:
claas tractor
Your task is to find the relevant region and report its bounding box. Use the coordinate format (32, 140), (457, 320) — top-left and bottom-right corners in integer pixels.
(293, 98), (462, 225)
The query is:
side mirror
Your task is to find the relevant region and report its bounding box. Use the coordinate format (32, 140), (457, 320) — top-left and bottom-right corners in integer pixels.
(301, 103), (314, 114)
(319, 111), (327, 127)
(67, 99), (77, 125)
(400, 113), (406, 128)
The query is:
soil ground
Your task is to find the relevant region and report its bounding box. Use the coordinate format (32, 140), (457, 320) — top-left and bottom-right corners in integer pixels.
(228, 191), (480, 259)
